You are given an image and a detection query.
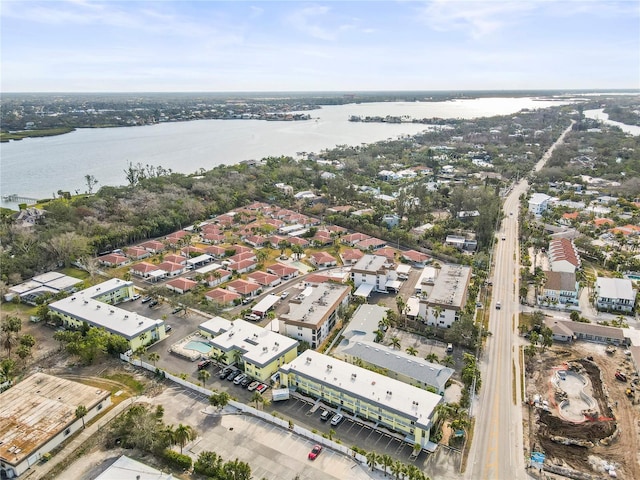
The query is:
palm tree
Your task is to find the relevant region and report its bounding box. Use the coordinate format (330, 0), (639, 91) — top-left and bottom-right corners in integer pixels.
(391, 460), (403, 479)
(251, 391), (265, 410)
(425, 353), (439, 364)
(0, 358), (17, 384)
(366, 451), (379, 471)
(381, 454), (393, 477)
(209, 391), (230, 411)
(173, 423), (196, 454)
(198, 369), (211, 388)
(212, 351), (227, 367)
(1, 316), (22, 358)
(75, 404), (88, 429)
(328, 428), (336, 441)
(405, 346), (418, 356)
(390, 337), (401, 350)
(147, 351), (160, 367)
(441, 355), (455, 368)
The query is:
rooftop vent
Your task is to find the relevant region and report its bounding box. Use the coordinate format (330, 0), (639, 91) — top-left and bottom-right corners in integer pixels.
(306, 356), (312, 363)
(138, 321), (143, 326)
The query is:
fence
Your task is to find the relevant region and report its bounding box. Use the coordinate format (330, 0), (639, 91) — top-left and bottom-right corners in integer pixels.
(119, 353), (369, 466)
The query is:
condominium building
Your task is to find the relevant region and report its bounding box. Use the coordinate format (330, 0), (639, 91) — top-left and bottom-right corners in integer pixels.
(279, 350), (442, 448)
(418, 264), (472, 328)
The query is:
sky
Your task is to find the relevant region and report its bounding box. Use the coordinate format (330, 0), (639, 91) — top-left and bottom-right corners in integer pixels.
(1, 0), (639, 92)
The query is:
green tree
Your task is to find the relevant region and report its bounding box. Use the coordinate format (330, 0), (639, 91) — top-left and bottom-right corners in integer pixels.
(366, 451), (379, 471)
(76, 404), (88, 429)
(391, 460), (404, 479)
(0, 358), (17, 384)
(251, 391), (265, 410)
(194, 451), (224, 477)
(147, 351), (160, 367)
(390, 337), (401, 350)
(1, 316), (22, 358)
(222, 458), (252, 480)
(425, 353), (439, 364)
(406, 346), (418, 356)
(380, 454), (394, 477)
(209, 391), (230, 411)
(173, 423), (197, 454)
(198, 369), (211, 388)
(441, 355), (455, 368)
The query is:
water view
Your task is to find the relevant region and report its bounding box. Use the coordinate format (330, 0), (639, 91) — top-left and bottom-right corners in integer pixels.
(1, 96), (571, 207)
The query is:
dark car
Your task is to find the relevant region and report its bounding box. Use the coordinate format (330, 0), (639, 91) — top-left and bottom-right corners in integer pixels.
(148, 300), (159, 308)
(241, 376), (252, 388)
(165, 325), (172, 333)
(226, 370), (241, 381)
(197, 359), (212, 370)
(219, 367), (233, 379)
(171, 306), (182, 314)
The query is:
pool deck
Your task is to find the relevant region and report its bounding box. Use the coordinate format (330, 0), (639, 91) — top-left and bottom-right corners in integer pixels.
(170, 332), (212, 361)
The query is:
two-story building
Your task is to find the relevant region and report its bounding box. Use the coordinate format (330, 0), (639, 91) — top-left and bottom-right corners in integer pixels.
(596, 277), (637, 314)
(538, 271), (579, 306)
(199, 317), (298, 382)
(528, 193), (552, 216)
(48, 279), (166, 351)
(279, 350), (442, 448)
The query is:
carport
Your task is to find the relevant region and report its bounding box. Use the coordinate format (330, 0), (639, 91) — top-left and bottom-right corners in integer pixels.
(354, 283), (374, 299)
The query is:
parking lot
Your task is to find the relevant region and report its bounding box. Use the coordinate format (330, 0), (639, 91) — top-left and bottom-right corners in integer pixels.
(271, 395), (425, 465)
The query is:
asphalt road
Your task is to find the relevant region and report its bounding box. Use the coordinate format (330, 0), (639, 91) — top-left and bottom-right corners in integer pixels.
(466, 122), (575, 480)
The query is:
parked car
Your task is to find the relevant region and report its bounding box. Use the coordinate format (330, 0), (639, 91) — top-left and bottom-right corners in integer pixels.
(247, 381), (260, 391)
(131, 294), (141, 301)
(256, 383), (268, 393)
(280, 291), (289, 299)
(226, 370), (241, 382)
(495, 301), (501, 310)
(219, 367), (233, 379)
(148, 300), (159, 308)
(233, 373), (247, 385)
(171, 306), (182, 314)
(197, 359), (212, 370)
(330, 413), (344, 426)
(244, 313), (260, 322)
(615, 371), (628, 382)
(308, 445), (322, 460)
(141, 296), (152, 304)
(241, 376), (252, 388)
(165, 324), (172, 333)
(320, 409), (331, 421)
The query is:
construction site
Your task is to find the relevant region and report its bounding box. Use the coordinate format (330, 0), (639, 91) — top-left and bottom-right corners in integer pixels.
(524, 342), (640, 479)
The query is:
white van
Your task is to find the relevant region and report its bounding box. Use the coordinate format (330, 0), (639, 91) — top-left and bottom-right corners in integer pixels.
(446, 343), (453, 353)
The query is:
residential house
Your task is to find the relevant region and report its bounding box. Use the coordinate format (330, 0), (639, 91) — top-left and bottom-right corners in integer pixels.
(203, 269), (233, 287)
(528, 193), (552, 216)
(548, 238), (581, 273)
(138, 240), (165, 254)
(166, 278), (197, 294)
(123, 246), (151, 260)
(356, 237), (387, 251)
(98, 253), (129, 267)
(267, 263), (299, 280)
(596, 277), (637, 313)
(246, 271), (281, 288)
(309, 252), (338, 268)
(226, 279), (262, 298)
(538, 271), (579, 306)
(340, 248), (364, 265)
(156, 261), (186, 278)
(205, 288), (241, 306)
(401, 250), (431, 267)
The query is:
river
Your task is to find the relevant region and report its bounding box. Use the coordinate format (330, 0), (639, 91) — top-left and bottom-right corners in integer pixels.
(583, 108), (640, 136)
(1, 96), (570, 208)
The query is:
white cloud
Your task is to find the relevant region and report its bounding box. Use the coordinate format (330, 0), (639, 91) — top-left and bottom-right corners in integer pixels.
(415, 0), (535, 39)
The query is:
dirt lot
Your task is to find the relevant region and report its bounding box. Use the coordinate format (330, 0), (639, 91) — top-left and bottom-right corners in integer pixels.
(524, 342), (640, 478)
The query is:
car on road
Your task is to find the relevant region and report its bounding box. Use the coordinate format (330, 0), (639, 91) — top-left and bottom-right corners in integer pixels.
(141, 296), (152, 303)
(320, 409), (331, 421)
(280, 291), (289, 299)
(148, 300), (159, 308)
(165, 325), (172, 333)
(330, 413), (344, 426)
(233, 373), (247, 385)
(197, 359), (212, 370)
(247, 381), (260, 391)
(308, 445), (322, 460)
(256, 383), (268, 393)
(495, 301), (501, 310)
(501, 235), (506, 241)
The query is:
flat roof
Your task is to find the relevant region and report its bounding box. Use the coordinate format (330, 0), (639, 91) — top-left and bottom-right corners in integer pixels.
(94, 455), (173, 480)
(423, 264), (471, 309)
(596, 277), (636, 301)
(0, 373), (110, 467)
(252, 294), (280, 314)
(354, 283), (375, 297)
(340, 341), (454, 392)
(281, 350), (442, 429)
(200, 316), (232, 336)
(187, 254), (213, 265)
(280, 283), (350, 327)
(49, 279), (163, 340)
(45, 276), (83, 291)
(208, 319), (299, 368)
(351, 254), (387, 273)
(32, 272), (65, 283)
(195, 263), (222, 275)
(341, 304), (388, 343)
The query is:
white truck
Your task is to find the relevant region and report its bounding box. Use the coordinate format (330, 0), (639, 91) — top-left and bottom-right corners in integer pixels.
(271, 388), (290, 401)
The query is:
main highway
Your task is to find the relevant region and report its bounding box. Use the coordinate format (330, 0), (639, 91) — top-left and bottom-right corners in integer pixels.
(465, 122), (575, 479)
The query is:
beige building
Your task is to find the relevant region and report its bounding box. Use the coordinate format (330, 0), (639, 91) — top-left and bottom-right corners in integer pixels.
(0, 373), (111, 478)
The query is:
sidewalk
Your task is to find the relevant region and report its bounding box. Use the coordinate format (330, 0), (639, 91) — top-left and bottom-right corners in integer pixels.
(28, 396), (143, 480)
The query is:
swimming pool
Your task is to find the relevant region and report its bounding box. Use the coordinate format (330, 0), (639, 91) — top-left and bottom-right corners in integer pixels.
(185, 340), (212, 354)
